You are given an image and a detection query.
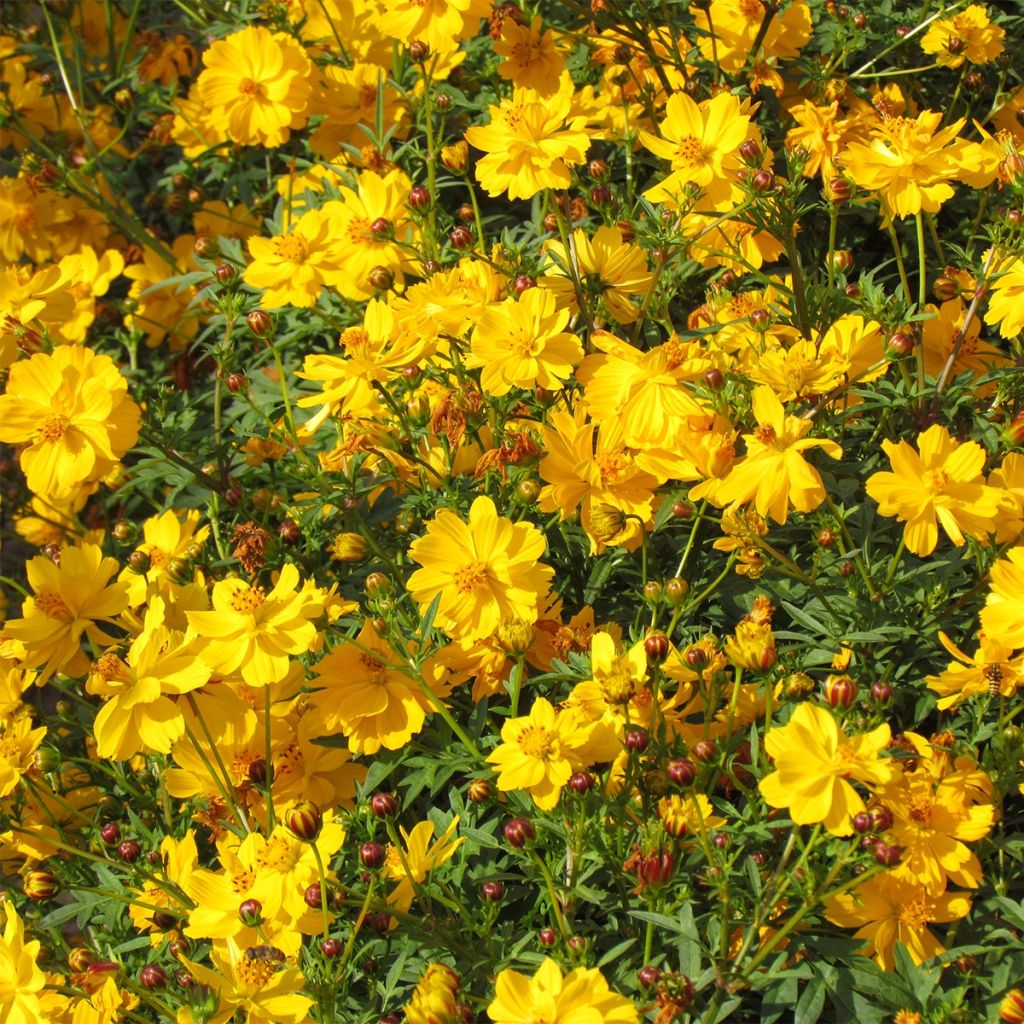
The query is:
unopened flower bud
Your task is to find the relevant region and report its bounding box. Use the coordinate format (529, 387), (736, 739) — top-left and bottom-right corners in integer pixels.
(503, 817), (535, 848)
(407, 186), (431, 210)
(467, 779), (492, 803)
(667, 758), (696, 786)
(246, 310), (273, 338)
(568, 771), (594, 794)
(118, 839), (142, 863)
(140, 965), (166, 990)
(368, 266), (394, 291)
(481, 880), (504, 902)
(824, 675), (858, 709)
(285, 801), (322, 841)
(824, 177), (853, 204)
(371, 791), (398, 818)
(644, 632), (669, 663)
(450, 226), (473, 250)
(360, 842), (386, 869)
(238, 899), (263, 926)
(24, 869), (59, 901)
(538, 927), (557, 946)
(870, 680), (893, 705)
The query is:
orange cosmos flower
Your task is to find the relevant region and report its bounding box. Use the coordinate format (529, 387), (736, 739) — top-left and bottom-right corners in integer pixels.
(865, 424), (1005, 556)
(407, 496), (553, 641)
(464, 83), (590, 200)
(0, 345), (140, 502)
(196, 25), (312, 147)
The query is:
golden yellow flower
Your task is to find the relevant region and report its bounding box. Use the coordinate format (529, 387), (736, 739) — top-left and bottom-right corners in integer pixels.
(920, 4), (1005, 67)
(196, 25), (312, 147)
(0, 345), (140, 502)
(407, 496), (554, 640)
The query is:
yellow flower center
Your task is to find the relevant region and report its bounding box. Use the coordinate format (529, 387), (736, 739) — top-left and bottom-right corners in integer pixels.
(896, 892), (930, 931)
(231, 867), (256, 895)
(924, 468), (950, 492)
(238, 77), (261, 98)
(146, 547), (169, 568)
(14, 202), (36, 231)
(908, 795), (934, 825)
(453, 560), (489, 593)
(597, 451), (631, 485)
(257, 835), (300, 872)
(39, 415), (70, 443)
(228, 585), (265, 614)
(508, 327), (539, 357)
(237, 956), (277, 988)
(516, 723), (555, 759)
(676, 135), (710, 168)
(599, 667), (636, 705)
(273, 234), (309, 264)
(93, 653), (130, 682)
(359, 651), (387, 675)
(36, 590), (72, 621)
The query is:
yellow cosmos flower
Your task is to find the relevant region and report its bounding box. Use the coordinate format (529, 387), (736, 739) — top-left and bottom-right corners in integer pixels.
(405, 964), (463, 1024)
(925, 631), (1023, 709)
(468, 288), (582, 396)
(380, 0), (486, 54)
(881, 760), (995, 894)
(187, 563), (323, 687)
(640, 90), (753, 207)
(487, 696), (591, 810)
(494, 16), (566, 96)
(824, 873), (971, 971)
(691, 0), (812, 75)
(715, 386), (842, 524)
(4, 543), (128, 683)
(576, 332), (708, 449)
(981, 546), (1024, 649)
(920, 4), (1005, 67)
(244, 206), (339, 309)
(407, 496), (554, 641)
(865, 424), (1005, 557)
(983, 254), (1024, 339)
(306, 620), (435, 755)
(0, 345), (140, 502)
(839, 111), (975, 218)
(385, 817), (465, 914)
(539, 409), (658, 554)
(123, 235), (201, 350)
(759, 703), (896, 835)
(540, 225), (653, 324)
(85, 600), (210, 761)
(465, 82), (590, 200)
(181, 937), (314, 1024)
(0, 716), (47, 799)
(196, 25), (312, 147)
(120, 509), (210, 608)
(0, 899), (46, 1022)
(321, 168), (420, 300)
(487, 957), (639, 1024)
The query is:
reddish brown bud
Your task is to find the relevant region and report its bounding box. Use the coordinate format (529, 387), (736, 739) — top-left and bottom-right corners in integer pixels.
(503, 817), (535, 848)
(100, 823), (121, 845)
(225, 371), (247, 393)
(24, 870), (59, 901)
(539, 927), (557, 946)
(481, 880), (505, 902)
(625, 728), (648, 752)
(450, 226), (473, 250)
(370, 791), (398, 818)
(568, 771), (594, 794)
(140, 965), (166, 990)
(246, 310), (273, 338)
(407, 186), (431, 209)
(118, 839), (142, 863)
(870, 680), (893, 704)
(644, 632), (670, 663)
(667, 758), (697, 786)
(360, 842), (386, 869)
(691, 739), (716, 762)
(512, 274), (536, 295)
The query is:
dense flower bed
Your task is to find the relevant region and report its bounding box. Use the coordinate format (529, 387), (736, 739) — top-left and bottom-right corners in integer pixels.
(1, 0), (1024, 1021)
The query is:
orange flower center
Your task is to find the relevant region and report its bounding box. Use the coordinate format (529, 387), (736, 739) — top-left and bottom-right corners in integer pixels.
(257, 835), (299, 871)
(924, 468), (950, 492)
(597, 451), (631, 485)
(754, 424), (777, 445)
(516, 723), (555, 759)
(93, 653), (130, 682)
(39, 415), (70, 443)
(238, 77), (261, 98)
(453, 560), (489, 593)
(739, 0), (763, 17)
(508, 327), (538, 357)
(896, 892), (930, 930)
(228, 585), (265, 614)
(36, 590), (72, 621)
(14, 203), (36, 231)
(273, 234), (309, 264)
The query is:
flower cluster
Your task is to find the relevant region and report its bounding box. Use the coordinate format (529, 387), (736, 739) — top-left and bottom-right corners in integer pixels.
(1, 1), (1023, 1022)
